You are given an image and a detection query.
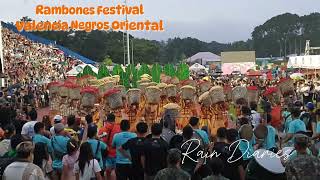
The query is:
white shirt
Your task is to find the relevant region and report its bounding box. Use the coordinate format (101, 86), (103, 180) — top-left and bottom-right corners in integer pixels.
(3, 161), (45, 180)
(251, 110), (261, 128)
(73, 159), (101, 180)
(50, 126), (55, 136)
(21, 121), (38, 139)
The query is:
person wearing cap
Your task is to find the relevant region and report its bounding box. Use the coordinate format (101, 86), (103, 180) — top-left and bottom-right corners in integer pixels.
(285, 134), (320, 179)
(282, 107), (307, 145)
(50, 122), (70, 178)
(49, 115), (63, 136)
(97, 113), (120, 180)
(154, 148), (190, 180)
(20, 107), (38, 140)
(0, 124), (16, 156)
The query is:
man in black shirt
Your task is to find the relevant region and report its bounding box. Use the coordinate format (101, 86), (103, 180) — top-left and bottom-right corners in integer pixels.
(120, 122), (148, 180)
(142, 123), (169, 180)
(212, 128), (245, 180)
(179, 125), (203, 180)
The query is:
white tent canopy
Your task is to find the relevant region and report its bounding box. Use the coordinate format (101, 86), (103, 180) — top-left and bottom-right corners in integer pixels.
(189, 63), (206, 72)
(66, 64), (98, 76)
(187, 52), (221, 65)
(288, 55), (320, 69)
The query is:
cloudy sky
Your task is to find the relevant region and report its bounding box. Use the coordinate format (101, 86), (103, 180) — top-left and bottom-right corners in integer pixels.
(0, 0), (319, 43)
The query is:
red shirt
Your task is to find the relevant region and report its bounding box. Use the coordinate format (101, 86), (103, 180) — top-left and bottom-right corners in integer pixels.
(98, 122), (121, 158)
(271, 105), (281, 128)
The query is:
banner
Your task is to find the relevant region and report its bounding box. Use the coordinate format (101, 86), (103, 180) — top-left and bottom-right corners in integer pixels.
(221, 62), (256, 75)
(288, 55), (320, 69)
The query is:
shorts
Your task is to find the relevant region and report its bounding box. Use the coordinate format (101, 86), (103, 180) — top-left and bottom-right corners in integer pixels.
(105, 157), (116, 169)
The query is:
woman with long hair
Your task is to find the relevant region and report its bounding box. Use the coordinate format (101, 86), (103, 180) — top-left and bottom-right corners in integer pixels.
(33, 142), (53, 180)
(61, 139), (79, 180)
(74, 142), (102, 180)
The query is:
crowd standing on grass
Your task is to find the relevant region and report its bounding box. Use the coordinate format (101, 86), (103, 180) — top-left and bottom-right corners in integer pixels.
(1, 22), (320, 180)
(0, 103), (319, 180)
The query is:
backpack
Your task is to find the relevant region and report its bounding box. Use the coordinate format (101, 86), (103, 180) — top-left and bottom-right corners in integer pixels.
(0, 157), (15, 178)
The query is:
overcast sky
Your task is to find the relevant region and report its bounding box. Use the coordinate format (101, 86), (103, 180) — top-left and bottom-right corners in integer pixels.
(0, 0), (319, 43)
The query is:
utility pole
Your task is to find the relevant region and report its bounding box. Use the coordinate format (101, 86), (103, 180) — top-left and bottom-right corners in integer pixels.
(126, 0), (130, 65)
(295, 38), (297, 55)
(123, 0), (130, 65)
(131, 39), (134, 65)
(279, 40), (282, 57)
(284, 38), (287, 57)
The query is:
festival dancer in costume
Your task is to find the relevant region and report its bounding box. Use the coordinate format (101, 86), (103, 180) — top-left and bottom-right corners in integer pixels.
(79, 86), (99, 116)
(207, 86), (228, 136)
(103, 88), (125, 124)
(179, 85), (198, 130)
(141, 86), (161, 126)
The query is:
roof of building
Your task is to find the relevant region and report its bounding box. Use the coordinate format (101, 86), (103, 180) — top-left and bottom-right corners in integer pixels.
(187, 52), (221, 64)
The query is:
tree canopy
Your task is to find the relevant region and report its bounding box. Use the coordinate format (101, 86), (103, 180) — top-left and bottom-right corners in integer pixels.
(31, 12), (320, 62)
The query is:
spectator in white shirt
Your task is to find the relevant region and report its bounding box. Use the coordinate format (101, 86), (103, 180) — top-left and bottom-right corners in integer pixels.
(74, 142), (102, 180)
(250, 102), (261, 128)
(21, 108), (38, 140)
(3, 141), (45, 180)
(49, 115), (63, 136)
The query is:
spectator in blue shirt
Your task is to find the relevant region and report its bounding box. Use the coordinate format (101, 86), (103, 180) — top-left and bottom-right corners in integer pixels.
(189, 117), (210, 145)
(112, 119), (137, 180)
(87, 124), (107, 170)
(238, 124), (255, 168)
(262, 114), (277, 152)
(33, 122), (52, 153)
(50, 123), (70, 177)
(282, 107), (306, 145)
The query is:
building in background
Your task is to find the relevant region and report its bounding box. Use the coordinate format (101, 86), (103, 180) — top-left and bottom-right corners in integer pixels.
(221, 51), (256, 75)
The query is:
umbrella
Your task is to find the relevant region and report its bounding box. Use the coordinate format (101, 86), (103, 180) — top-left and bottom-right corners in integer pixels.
(290, 73), (304, 80)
